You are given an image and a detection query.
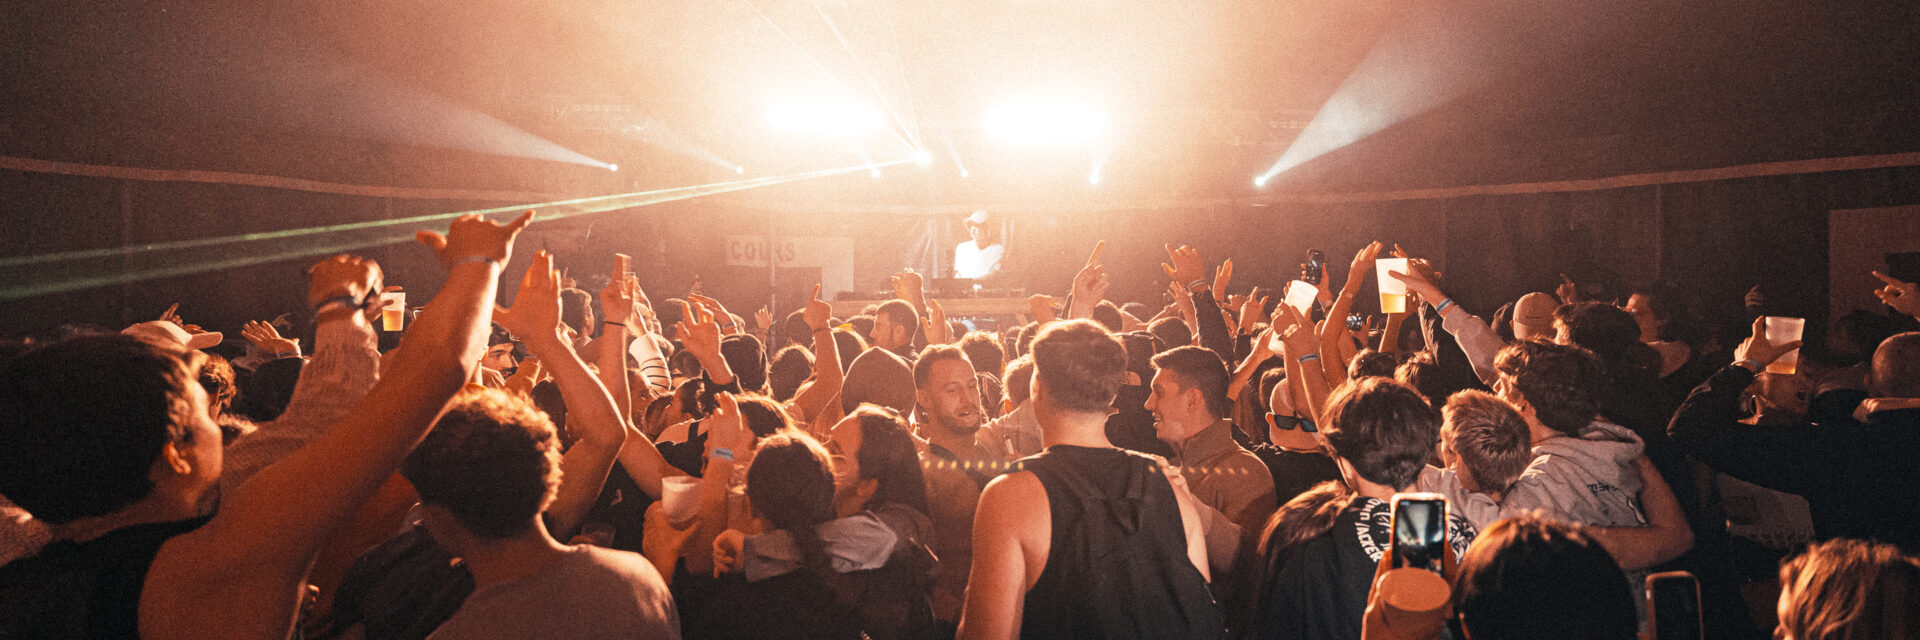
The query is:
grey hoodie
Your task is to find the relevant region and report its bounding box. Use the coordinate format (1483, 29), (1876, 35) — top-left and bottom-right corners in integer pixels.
(1501, 419), (1647, 527)
(1419, 419), (1647, 531)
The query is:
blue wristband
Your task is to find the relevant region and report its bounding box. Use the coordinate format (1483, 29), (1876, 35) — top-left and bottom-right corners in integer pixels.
(709, 447), (735, 462)
(1297, 353), (1321, 364)
(1434, 297), (1456, 314)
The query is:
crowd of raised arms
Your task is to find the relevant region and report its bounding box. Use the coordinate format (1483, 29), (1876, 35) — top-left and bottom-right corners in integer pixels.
(3, 211), (1920, 640)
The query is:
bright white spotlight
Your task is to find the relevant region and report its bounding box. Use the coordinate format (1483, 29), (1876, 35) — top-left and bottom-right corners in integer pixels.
(959, 169), (971, 179)
(1253, 175), (1269, 188)
(870, 168), (883, 178)
(735, 166), (746, 174)
(766, 98), (884, 135)
(915, 150), (932, 166)
(607, 164), (619, 173)
(1089, 171), (1102, 186)
(981, 99), (1107, 145)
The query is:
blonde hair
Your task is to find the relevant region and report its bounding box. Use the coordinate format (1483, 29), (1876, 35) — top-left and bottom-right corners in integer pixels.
(1777, 539), (1920, 640)
(1441, 390), (1531, 495)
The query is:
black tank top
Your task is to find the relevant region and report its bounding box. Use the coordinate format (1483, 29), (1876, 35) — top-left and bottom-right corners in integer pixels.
(1019, 445), (1224, 639)
(0, 515), (211, 640)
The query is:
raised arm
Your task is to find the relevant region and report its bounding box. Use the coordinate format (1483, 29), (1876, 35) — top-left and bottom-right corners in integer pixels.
(678, 299), (735, 389)
(498, 251), (629, 539)
(219, 270), (382, 492)
(1320, 242), (1381, 388)
(1165, 244), (1235, 360)
(1275, 303), (1332, 423)
(1588, 456), (1694, 570)
(1666, 317), (1823, 496)
(789, 284), (843, 425)
(1388, 258), (1501, 385)
(1066, 241), (1108, 320)
(145, 211), (531, 640)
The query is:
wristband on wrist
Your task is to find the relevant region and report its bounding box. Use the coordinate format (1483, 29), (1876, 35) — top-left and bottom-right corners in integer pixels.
(1185, 278), (1208, 292)
(1297, 353), (1321, 364)
(1733, 359), (1763, 373)
(709, 447), (735, 462)
(1434, 297), (1457, 314)
(604, 320), (628, 328)
(454, 255), (499, 268)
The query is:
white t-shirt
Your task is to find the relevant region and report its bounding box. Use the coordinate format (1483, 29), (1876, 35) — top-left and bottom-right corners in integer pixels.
(954, 241), (1005, 279)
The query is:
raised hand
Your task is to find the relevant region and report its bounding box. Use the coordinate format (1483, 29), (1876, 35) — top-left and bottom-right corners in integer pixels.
(890, 269), (926, 304)
(159, 303), (184, 327)
(1027, 294), (1059, 324)
(705, 392), (749, 455)
(493, 250), (565, 344)
(1873, 271), (1920, 318)
(803, 284), (834, 331)
(307, 255), (384, 308)
(686, 294), (740, 335)
(241, 320), (300, 356)
(414, 210), (533, 269)
(924, 298), (952, 345)
(753, 307), (773, 336)
(1344, 241), (1383, 293)
(1735, 316), (1804, 368)
(1556, 273), (1579, 305)
(1238, 292), (1270, 335)
(1168, 280), (1197, 325)
(676, 299), (724, 362)
(600, 272), (641, 332)
(1161, 244), (1207, 286)
(1212, 259), (1234, 303)
(1071, 241), (1110, 311)
(1386, 265), (1445, 305)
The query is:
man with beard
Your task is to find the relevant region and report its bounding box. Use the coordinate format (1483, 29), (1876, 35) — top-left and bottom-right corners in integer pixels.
(913, 344), (1000, 629)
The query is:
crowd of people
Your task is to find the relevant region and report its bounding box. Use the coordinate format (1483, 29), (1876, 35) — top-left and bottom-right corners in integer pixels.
(2, 212), (1918, 640)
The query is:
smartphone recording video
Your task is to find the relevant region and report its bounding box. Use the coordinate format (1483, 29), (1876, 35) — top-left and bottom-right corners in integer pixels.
(1390, 493), (1448, 574)
(1302, 250), (1326, 285)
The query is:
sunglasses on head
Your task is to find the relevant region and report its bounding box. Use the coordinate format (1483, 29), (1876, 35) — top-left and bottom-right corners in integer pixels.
(1268, 412), (1317, 433)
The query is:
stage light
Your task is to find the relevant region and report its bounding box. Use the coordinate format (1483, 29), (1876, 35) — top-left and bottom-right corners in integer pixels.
(735, 166), (746, 174)
(607, 164), (619, 173)
(1089, 171), (1102, 186)
(981, 99), (1107, 145)
(870, 168), (883, 178)
(959, 169), (971, 179)
(1253, 174), (1270, 188)
(915, 150), (932, 166)
(766, 98), (884, 135)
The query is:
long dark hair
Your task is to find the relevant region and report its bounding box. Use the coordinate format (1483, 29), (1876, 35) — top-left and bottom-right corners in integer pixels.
(848, 406), (930, 515)
(747, 433), (838, 575)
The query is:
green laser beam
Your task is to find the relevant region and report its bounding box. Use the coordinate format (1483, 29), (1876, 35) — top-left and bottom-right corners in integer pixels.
(0, 159), (912, 302)
(0, 160), (903, 268)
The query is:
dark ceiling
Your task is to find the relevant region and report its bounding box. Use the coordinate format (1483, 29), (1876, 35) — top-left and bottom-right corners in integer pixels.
(4, 0), (1917, 203)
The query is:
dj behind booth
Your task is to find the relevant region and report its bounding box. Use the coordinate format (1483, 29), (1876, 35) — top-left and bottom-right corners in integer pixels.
(829, 210), (1029, 330)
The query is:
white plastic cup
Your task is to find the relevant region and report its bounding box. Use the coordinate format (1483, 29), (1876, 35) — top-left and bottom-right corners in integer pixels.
(1285, 280), (1318, 314)
(660, 475), (702, 528)
(1376, 258), (1410, 314)
(1763, 316), (1805, 375)
(379, 292), (406, 331)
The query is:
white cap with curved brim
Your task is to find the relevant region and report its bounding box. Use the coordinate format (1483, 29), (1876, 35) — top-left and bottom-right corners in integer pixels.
(123, 321), (222, 351)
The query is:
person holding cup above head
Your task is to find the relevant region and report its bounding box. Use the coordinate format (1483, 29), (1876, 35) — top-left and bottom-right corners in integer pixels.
(1669, 311), (1920, 553)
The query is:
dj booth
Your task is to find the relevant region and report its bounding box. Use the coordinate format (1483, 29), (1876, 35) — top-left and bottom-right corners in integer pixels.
(827, 296), (1032, 319)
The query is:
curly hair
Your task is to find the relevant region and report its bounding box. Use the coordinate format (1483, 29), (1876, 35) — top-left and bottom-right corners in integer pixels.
(402, 388), (562, 539)
(1494, 339), (1606, 436)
